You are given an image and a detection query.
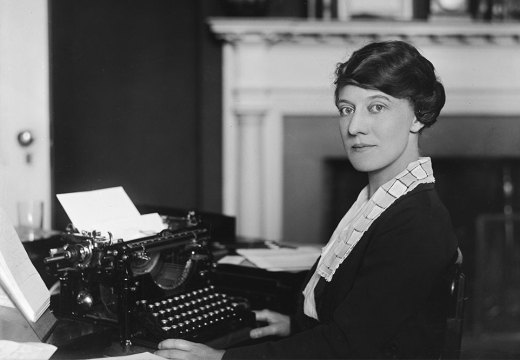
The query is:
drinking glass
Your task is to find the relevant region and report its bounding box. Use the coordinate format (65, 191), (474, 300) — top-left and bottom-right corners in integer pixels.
(17, 200), (43, 241)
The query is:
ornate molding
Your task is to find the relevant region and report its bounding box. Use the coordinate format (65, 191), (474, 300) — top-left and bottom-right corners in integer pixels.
(208, 18), (520, 46)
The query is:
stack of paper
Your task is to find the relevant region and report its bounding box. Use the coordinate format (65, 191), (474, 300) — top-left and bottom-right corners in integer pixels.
(234, 247), (321, 271)
(0, 340), (56, 360)
(0, 207), (50, 323)
(57, 187), (167, 241)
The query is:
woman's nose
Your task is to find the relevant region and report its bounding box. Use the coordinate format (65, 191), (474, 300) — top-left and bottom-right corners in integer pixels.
(347, 111), (367, 135)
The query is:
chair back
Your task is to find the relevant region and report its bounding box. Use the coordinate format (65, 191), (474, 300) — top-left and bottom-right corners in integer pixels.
(440, 249), (466, 360)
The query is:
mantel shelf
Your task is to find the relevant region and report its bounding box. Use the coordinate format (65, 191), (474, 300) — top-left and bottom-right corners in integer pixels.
(209, 17), (520, 45)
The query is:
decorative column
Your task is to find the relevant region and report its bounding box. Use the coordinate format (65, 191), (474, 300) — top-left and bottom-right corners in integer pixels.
(235, 108), (265, 238)
(219, 32), (272, 240)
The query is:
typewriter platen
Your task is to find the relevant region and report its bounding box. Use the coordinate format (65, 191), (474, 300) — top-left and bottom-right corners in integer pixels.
(44, 212), (255, 349)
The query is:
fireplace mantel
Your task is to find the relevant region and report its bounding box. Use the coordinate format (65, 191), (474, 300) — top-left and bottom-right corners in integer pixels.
(210, 18), (520, 45)
(209, 18), (520, 241)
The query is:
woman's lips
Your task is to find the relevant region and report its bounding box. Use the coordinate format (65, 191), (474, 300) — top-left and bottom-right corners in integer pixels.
(351, 143), (375, 151)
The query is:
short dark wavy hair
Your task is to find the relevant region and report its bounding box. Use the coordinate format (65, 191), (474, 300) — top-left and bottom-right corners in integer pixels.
(334, 40), (445, 130)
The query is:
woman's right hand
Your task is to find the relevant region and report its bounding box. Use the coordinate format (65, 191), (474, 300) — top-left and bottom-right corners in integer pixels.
(249, 309), (291, 339)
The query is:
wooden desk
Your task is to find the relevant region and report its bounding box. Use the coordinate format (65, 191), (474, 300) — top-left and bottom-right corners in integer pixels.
(49, 320), (154, 359)
(48, 318), (255, 359)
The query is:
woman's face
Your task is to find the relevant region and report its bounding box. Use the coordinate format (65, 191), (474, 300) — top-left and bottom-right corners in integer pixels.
(336, 85), (422, 182)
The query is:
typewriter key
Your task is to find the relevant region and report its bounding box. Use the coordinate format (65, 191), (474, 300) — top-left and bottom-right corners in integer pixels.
(170, 325), (179, 336)
(189, 318), (199, 330)
(151, 313), (160, 324)
(161, 326), (171, 333)
(183, 320), (192, 333)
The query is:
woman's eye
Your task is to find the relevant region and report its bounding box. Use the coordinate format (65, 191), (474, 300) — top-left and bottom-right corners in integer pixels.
(338, 107), (354, 116)
(369, 104), (385, 113)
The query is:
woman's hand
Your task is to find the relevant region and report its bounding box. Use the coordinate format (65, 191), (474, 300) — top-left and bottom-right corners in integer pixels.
(250, 309), (291, 339)
(154, 339), (224, 360)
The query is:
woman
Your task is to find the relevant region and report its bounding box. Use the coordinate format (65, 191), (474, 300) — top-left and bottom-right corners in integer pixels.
(155, 40), (459, 359)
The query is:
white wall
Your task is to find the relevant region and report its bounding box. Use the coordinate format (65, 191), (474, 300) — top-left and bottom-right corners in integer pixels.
(0, 0), (51, 228)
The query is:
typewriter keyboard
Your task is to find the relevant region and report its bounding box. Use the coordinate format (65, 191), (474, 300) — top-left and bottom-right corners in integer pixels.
(134, 285), (256, 346)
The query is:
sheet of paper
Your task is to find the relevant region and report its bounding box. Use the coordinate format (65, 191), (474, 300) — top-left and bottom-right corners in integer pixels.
(0, 340), (56, 360)
(94, 212), (167, 240)
(0, 207), (50, 323)
(0, 287), (14, 308)
(87, 352), (164, 360)
(236, 247), (321, 271)
(217, 255), (247, 266)
(56, 187), (167, 240)
(56, 187), (141, 231)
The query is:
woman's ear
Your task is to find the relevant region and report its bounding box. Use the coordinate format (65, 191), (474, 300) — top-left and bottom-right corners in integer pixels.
(410, 117), (424, 134)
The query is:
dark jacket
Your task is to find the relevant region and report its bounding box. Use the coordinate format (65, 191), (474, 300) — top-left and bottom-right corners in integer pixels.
(223, 183), (458, 359)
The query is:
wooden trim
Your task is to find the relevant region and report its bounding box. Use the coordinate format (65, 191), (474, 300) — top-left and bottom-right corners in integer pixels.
(209, 18), (520, 45)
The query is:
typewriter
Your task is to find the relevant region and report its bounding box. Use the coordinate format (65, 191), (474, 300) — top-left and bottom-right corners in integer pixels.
(44, 212), (256, 349)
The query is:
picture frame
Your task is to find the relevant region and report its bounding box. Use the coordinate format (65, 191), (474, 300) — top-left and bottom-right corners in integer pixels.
(335, 0), (414, 20)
